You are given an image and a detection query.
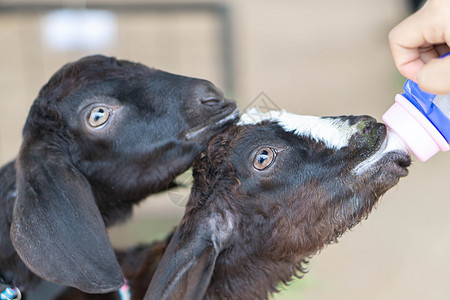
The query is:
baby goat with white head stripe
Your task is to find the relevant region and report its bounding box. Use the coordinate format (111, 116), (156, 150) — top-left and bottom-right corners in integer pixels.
(143, 109), (410, 300)
(60, 109), (410, 300)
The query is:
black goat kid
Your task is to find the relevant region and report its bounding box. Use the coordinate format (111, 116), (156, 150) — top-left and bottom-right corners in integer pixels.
(58, 109), (410, 300)
(146, 109), (410, 300)
(0, 55), (237, 294)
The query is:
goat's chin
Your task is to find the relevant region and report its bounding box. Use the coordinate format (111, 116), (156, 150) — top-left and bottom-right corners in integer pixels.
(377, 152), (411, 177)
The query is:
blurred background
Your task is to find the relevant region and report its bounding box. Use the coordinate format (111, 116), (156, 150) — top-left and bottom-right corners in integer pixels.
(1, 0), (449, 299)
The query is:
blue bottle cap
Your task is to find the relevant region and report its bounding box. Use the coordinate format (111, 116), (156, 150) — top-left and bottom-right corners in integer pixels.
(400, 53), (450, 143)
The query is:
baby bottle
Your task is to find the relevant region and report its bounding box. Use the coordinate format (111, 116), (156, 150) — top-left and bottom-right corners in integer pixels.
(382, 76), (450, 162)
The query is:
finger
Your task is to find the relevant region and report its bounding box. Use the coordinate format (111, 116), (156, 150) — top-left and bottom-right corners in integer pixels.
(418, 45), (441, 63)
(416, 55), (450, 94)
(388, 18), (429, 80)
(390, 36), (445, 82)
(388, 2), (450, 80)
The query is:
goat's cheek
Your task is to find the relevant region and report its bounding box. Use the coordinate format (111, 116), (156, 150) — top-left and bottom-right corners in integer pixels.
(245, 177), (279, 197)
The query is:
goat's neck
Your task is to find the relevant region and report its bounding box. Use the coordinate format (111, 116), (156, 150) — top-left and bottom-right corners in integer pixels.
(206, 240), (307, 300)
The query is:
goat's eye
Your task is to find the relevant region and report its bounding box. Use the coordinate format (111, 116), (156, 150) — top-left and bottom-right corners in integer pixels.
(253, 147), (275, 170)
(88, 106), (110, 128)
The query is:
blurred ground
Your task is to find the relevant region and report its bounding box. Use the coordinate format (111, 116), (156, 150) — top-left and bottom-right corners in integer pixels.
(1, 0), (450, 299)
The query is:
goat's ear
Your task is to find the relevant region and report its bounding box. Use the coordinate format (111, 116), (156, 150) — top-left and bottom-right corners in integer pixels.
(143, 216), (228, 300)
(10, 139), (124, 293)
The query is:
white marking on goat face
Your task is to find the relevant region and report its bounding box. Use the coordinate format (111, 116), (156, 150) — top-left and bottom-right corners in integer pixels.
(209, 211), (234, 246)
(239, 108), (358, 150)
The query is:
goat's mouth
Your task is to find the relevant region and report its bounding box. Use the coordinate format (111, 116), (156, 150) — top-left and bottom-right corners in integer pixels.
(353, 125), (411, 177)
(185, 108), (239, 140)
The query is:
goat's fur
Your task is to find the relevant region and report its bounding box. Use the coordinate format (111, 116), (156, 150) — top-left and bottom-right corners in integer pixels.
(58, 111), (410, 300)
(0, 55), (237, 294)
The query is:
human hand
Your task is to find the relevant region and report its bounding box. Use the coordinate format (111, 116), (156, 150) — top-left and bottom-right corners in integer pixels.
(389, 0), (450, 94)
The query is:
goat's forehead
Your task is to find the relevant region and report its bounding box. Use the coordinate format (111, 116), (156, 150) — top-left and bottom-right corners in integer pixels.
(238, 108), (358, 150)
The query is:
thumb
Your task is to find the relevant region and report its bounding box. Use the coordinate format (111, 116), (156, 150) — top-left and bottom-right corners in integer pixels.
(416, 55), (450, 95)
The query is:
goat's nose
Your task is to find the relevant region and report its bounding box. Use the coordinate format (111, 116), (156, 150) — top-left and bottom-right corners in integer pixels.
(351, 115), (379, 135)
(191, 80), (227, 109)
(349, 115), (385, 149)
(199, 96), (225, 107)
